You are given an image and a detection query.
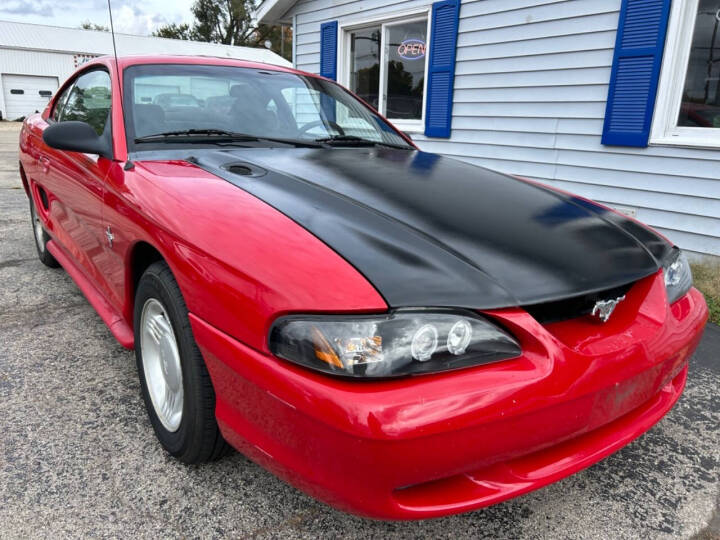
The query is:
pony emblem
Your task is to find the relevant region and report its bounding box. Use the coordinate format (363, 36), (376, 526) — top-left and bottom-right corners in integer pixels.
(591, 295), (625, 322)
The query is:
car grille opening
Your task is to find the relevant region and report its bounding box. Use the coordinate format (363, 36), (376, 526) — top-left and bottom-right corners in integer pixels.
(523, 281), (635, 324)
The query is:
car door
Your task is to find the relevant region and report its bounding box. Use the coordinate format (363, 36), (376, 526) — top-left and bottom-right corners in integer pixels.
(39, 69), (114, 292)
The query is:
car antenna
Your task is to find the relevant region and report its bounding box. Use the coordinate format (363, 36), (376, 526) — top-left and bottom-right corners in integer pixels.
(107, 0), (134, 170)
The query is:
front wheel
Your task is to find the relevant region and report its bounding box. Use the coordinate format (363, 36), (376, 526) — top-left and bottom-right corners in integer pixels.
(29, 198), (59, 268)
(134, 261), (229, 463)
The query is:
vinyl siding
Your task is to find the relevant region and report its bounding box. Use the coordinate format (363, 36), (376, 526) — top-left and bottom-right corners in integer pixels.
(287, 0), (720, 258)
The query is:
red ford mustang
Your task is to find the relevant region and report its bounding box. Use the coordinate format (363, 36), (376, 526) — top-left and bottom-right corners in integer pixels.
(18, 55), (708, 519)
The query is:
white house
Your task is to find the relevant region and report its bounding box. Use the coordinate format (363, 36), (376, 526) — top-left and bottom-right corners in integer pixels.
(0, 20), (290, 121)
(256, 0), (720, 261)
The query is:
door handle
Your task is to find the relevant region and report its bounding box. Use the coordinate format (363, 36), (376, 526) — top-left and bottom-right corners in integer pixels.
(39, 155), (50, 173)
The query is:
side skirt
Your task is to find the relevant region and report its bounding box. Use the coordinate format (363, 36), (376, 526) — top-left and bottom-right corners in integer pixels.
(46, 239), (134, 349)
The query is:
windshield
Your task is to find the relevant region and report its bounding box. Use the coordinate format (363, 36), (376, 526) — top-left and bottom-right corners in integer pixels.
(123, 63), (413, 150)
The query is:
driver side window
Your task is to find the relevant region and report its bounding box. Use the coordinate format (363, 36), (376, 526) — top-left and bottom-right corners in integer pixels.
(58, 70), (112, 136)
(51, 83), (75, 122)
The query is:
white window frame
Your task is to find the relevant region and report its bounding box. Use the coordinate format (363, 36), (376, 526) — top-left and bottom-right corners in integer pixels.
(337, 7), (431, 134)
(651, 0), (720, 148)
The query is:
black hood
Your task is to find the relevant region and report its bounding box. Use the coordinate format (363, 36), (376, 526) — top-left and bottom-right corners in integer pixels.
(182, 147), (672, 309)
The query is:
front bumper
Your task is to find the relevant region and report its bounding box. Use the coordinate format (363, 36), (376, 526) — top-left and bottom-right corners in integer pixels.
(190, 271), (708, 520)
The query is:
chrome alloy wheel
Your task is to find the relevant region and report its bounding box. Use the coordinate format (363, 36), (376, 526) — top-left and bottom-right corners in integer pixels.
(140, 298), (184, 432)
(31, 203), (45, 253)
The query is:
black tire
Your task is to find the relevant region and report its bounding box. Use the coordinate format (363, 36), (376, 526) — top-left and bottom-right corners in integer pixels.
(29, 198), (60, 268)
(134, 261), (230, 463)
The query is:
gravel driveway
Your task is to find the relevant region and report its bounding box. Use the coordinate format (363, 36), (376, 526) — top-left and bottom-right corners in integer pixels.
(0, 121), (718, 539)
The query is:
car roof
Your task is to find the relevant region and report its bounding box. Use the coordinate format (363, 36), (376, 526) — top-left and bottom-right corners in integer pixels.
(85, 54), (319, 79)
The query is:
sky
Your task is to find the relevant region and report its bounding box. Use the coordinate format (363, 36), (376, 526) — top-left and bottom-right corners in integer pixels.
(0, 0), (195, 35)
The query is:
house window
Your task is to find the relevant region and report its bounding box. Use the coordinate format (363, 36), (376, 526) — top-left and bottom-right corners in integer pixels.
(343, 14), (429, 131)
(678, 1), (720, 128)
(652, 0), (720, 147)
(349, 27), (381, 111)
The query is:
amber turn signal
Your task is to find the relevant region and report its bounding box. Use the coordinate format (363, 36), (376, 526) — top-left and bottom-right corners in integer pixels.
(311, 326), (343, 368)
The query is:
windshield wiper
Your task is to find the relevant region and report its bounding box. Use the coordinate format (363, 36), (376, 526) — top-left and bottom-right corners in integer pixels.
(134, 129), (245, 142)
(314, 135), (413, 150)
(134, 129), (322, 148)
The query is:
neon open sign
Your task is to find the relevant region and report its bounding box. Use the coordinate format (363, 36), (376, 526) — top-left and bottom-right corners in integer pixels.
(397, 39), (426, 60)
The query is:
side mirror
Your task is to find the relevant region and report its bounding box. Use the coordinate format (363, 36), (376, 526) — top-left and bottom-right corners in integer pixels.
(43, 121), (111, 159)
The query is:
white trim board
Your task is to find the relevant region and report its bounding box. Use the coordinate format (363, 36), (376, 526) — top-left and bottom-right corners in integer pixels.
(651, 0), (720, 149)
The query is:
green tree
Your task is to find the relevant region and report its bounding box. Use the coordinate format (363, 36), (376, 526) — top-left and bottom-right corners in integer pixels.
(153, 23), (193, 40)
(153, 0), (292, 60)
(80, 20), (109, 32)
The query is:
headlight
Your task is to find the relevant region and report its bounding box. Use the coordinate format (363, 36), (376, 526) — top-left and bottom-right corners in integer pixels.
(269, 310), (521, 378)
(663, 248), (692, 304)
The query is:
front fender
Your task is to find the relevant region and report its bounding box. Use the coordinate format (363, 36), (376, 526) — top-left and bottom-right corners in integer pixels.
(108, 159), (387, 351)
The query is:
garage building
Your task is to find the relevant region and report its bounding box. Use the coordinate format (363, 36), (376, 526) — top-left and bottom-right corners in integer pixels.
(0, 20), (290, 121)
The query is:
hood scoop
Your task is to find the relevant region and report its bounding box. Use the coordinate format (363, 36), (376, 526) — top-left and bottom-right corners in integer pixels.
(223, 161), (267, 178)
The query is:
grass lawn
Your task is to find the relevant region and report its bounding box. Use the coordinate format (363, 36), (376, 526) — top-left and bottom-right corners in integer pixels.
(691, 262), (720, 326)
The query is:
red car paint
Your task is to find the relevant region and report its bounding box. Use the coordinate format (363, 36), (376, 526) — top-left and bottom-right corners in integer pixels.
(18, 56), (708, 520)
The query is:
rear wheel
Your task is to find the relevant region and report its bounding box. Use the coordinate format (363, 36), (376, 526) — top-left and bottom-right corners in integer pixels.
(134, 261), (229, 463)
(29, 198), (59, 268)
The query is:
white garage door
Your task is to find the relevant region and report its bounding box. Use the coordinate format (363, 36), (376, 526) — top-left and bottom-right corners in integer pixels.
(2, 74), (59, 120)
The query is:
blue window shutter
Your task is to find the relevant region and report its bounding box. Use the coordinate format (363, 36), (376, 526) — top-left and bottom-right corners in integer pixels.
(601, 0), (671, 147)
(320, 21), (338, 80)
(425, 0), (460, 138)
